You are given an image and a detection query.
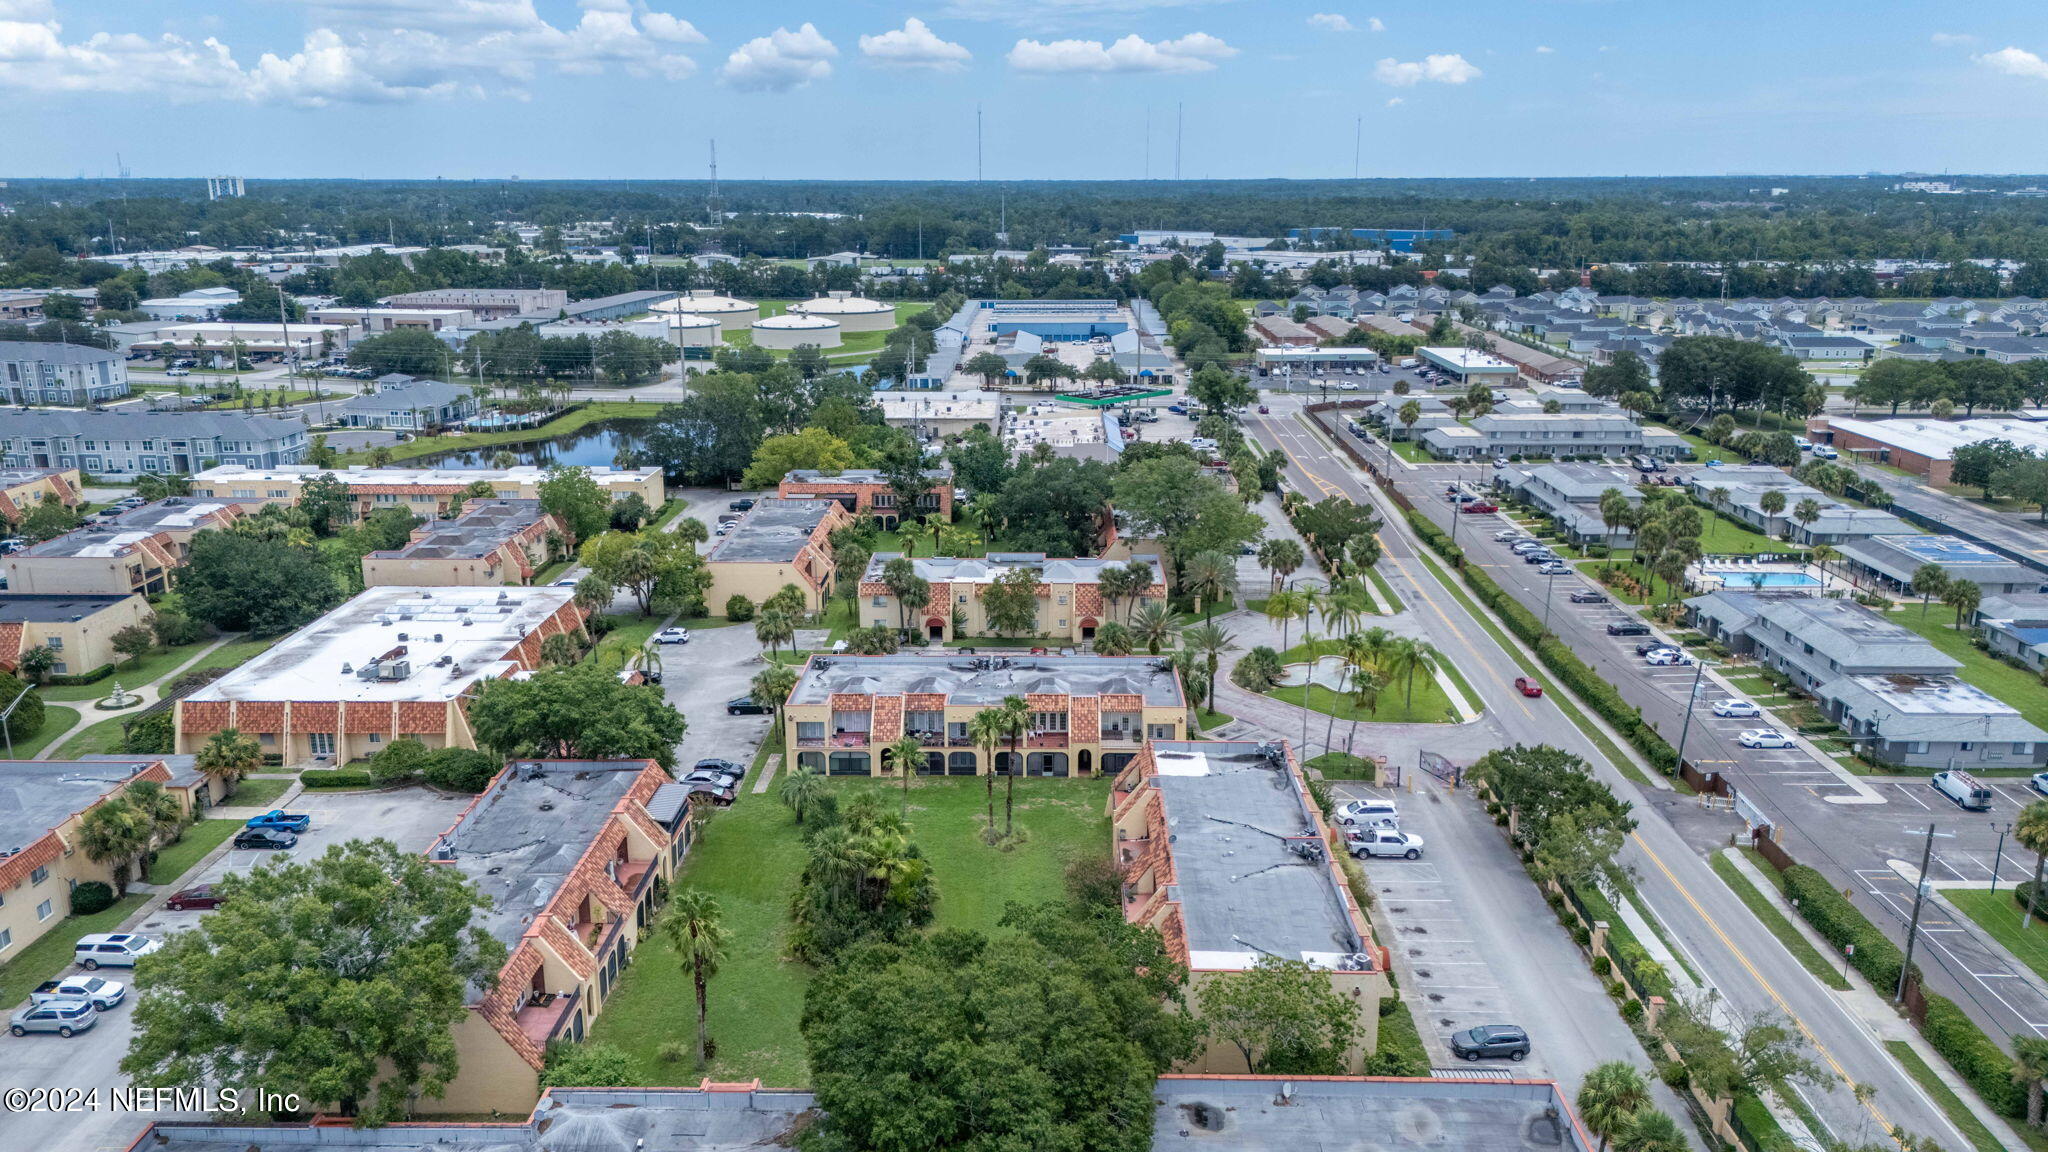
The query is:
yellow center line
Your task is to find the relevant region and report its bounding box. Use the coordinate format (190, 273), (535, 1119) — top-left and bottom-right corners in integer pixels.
(1633, 832), (1908, 1146)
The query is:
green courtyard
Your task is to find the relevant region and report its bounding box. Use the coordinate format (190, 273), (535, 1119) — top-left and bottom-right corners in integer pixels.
(587, 773), (1111, 1087)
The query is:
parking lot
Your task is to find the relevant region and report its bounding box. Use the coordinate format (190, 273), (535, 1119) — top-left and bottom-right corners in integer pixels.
(0, 789), (465, 1152)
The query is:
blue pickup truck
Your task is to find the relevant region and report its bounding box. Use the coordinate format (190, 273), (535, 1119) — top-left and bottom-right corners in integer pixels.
(244, 809), (311, 833)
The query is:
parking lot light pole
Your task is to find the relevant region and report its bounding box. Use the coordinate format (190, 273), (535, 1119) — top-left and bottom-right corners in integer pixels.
(1674, 657), (1708, 768)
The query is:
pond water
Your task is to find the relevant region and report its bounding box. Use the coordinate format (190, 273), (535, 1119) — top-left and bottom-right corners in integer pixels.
(414, 418), (653, 469)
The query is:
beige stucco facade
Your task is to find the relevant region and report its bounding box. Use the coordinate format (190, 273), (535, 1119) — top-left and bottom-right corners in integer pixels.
(191, 465), (666, 520)
(0, 467), (82, 523)
(0, 592), (153, 678)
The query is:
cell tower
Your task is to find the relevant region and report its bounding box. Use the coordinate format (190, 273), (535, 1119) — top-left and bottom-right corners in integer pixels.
(207, 176), (245, 200)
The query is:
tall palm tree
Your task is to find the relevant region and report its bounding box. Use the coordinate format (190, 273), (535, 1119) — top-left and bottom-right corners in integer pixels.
(661, 889), (730, 1071)
(123, 780), (187, 873)
(777, 767), (824, 825)
(2019, 800), (2048, 931)
(1181, 550), (1237, 621)
(1131, 601), (1175, 656)
(1383, 636), (1441, 714)
(1257, 538), (1304, 593)
(969, 709), (1009, 833)
(997, 695), (1030, 834)
(78, 798), (151, 895)
(195, 728), (261, 789)
(2011, 1036), (2048, 1130)
(1180, 624), (1239, 696)
(888, 733), (925, 811)
(754, 608), (797, 661)
(1809, 542), (1839, 585)
(1264, 589), (1307, 652)
(1092, 621), (1136, 656)
(1576, 1061), (1653, 1152)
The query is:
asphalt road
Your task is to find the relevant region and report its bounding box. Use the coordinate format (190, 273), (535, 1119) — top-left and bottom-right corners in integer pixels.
(1241, 395), (1977, 1150)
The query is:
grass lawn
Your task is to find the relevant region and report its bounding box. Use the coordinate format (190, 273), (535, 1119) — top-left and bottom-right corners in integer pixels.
(586, 616), (662, 671)
(1305, 752), (1376, 780)
(1193, 709), (1232, 732)
(229, 776), (292, 808)
(1944, 889), (2048, 984)
(336, 401), (660, 465)
(202, 390), (322, 410)
(1893, 608), (2048, 731)
(40, 634), (268, 702)
(0, 895), (147, 1009)
(8, 705), (80, 758)
(1694, 503), (1807, 558)
(1883, 1039), (2025, 1152)
(1647, 423), (1722, 464)
(1173, 597), (1237, 627)
(53, 712), (137, 758)
(1267, 678), (1457, 724)
(589, 774), (1110, 1086)
(1709, 852), (1850, 990)
(1389, 439), (1434, 463)
(1365, 565), (1404, 614)
(144, 819), (240, 885)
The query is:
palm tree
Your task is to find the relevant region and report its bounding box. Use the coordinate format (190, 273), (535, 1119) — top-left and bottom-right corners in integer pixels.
(2012, 1036), (2048, 1130)
(754, 608), (797, 661)
(124, 779), (187, 873)
(969, 709), (1009, 832)
(1792, 497), (1823, 543)
(1809, 542), (1839, 584)
(1611, 1109), (1685, 1152)
(1132, 601), (1175, 655)
(1092, 621), (1136, 656)
(1257, 538), (1305, 593)
(777, 767), (825, 825)
(996, 695), (1030, 835)
(1912, 563), (1949, 617)
(661, 889), (730, 1071)
(1758, 489), (1787, 537)
(1943, 578), (1982, 630)
(1180, 624), (1239, 695)
(1181, 550), (1237, 621)
(2020, 800), (2048, 931)
(78, 798), (150, 895)
(888, 733), (925, 810)
(1264, 589), (1307, 652)
(1384, 637), (1440, 714)
(1576, 1061), (1653, 1152)
(195, 728), (260, 788)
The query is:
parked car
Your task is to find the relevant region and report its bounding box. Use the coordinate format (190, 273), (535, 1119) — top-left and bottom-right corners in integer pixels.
(728, 498), (756, 512)
(163, 884), (223, 911)
(1347, 828), (1425, 860)
(164, 367), (190, 377)
(1334, 798), (1399, 826)
(1450, 1024), (1530, 1062)
(233, 827), (298, 851)
(1607, 621), (1651, 636)
(1492, 530), (1523, 542)
(1513, 676), (1543, 698)
(1644, 648), (1689, 666)
(2032, 771), (2048, 798)
(244, 809), (310, 832)
(1521, 550), (1556, 564)
(9, 999), (97, 1038)
(75, 933), (161, 970)
(653, 627), (691, 645)
(1189, 437), (1218, 450)
(1568, 590), (1607, 604)
(1738, 728), (1795, 749)
(1509, 541), (1545, 554)
(1712, 699), (1762, 719)
(1537, 561), (1570, 575)
(31, 975), (124, 1010)
(1461, 501), (1499, 514)
(726, 696), (772, 715)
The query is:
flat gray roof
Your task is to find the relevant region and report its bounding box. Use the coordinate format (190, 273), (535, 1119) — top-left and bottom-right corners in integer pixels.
(1152, 1076), (1591, 1152)
(0, 759), (159, 856)
(790, 651), (1183, 707)
(371, 499), (546, 560)
(706, 498), (836, 564)
(0, 593), (136, 623)
(0, 342), (120, 365)
(1146, 740), (1366, 969)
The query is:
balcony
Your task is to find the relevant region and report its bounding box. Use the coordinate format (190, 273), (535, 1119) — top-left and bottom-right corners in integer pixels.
(1099, 728), (1140, 744)
(513, 987), (581, 1048)
(829, 732), (870, 749)
(1026, 731), (1069, 749)
(794, 736), (826, 748)
(614, 858), (653, 893)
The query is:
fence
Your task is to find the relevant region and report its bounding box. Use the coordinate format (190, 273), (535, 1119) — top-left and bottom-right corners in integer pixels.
(1419, 749), (1464, 788)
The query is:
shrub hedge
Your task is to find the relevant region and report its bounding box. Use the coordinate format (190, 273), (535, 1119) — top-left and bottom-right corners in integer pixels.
(1920, 994), (2026, 1116)
(70, 880), (116, 915)
(2011, 880), (2048, 926)
(299, 769), (376, 789)
(44, 663), (115, 687)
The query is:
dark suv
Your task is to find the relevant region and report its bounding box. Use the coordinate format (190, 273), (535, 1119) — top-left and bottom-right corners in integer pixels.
(1606, 621), (1650, 637)
(1450, 1024), (1530, 1062)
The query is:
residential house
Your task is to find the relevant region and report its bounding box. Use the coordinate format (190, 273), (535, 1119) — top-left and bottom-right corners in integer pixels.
(361, 500), (568, 588)
(1977, 592), (2048, 671)
(337, 376), (481, 431)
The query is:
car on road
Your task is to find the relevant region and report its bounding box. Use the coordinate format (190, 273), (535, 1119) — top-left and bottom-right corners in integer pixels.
(163, 884), (223, 911)
(1644, 648), (1689, 666)
(1568, 590), (1608, 604)
(1738, 728), (1794, 749)
(1461, 501), (1499, 514)
(1335, 381), (1359, 391)
(1537, 561), (1570, 575)
(728, 498), (755, 512)
(164, 367), (190, 377)
(75, 933), (161, 969)
(1450, 1024), (1530, 1062)
(726, 696), (771, 715)
(1713, 699), (1762, 719)
(1347, 828), (1425, 860)
(653, 627), (691, 644)
(32, 975), (124, 1010)
(1606, 621), (1651, 636)
(1334, 799), (1399, 826)
(9, 1000), (97, 1038)
(244, 809), (310, 832)
(1492, 530), (1523, 542)
(233, 827), (297, 851)
(1514, 676), (1543, 698)
(1256, 404), (1269, 414)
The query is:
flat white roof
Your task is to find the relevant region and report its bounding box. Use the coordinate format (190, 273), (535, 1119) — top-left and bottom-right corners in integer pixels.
(188, 586), (575, 705)
(196, 463), (659, 489)
(1827, 416), (2048, 461)
(1254, 346), (1380, 362)
(1421, 346), (1519, 372)
(874, 390), (1001, 420)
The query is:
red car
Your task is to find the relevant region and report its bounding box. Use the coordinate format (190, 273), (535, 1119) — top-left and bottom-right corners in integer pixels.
(1514, 676), (1543, 698)
(164, 884), (222, 911)
(1461, 501), (1499, 514)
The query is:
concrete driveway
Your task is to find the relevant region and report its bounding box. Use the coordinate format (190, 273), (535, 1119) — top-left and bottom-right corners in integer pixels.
(0, 788), (465, 1152)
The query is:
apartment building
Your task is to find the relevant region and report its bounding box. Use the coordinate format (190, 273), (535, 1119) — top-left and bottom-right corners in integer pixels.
(1111, 739), (1390, 1072)
(3, 498), (249, 596)
(704, 498), (850, 614)
(190, 464), (665, 519)
(175, 586), (584, 766)
(1686, 589), (2048, 770)
(859, 552), (1163, 643)
(428, 759), (693, 1114)
(336, 376), (482, 431)
(361, 500), (566, 588)
(781, 650), (1186, 778)
(1684, 467), (1914, 545)
(1420, 412), (1688, 461)
(775, 467), (953, 527)
(0, 411), (309, 475)
(1492, 463), (1642, 546)
(0, 467), (82, 524)
(0, 342), (130, 406)
(0, 759), (187, 964)
(0, 592), (154, 678)
(1978, 592), (2048, 671)
(1838, 534), (2044, 598)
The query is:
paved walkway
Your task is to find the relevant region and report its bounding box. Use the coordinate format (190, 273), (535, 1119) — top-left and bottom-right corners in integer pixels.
(32, 633), (244, 755)
(752, 753), (782, 794)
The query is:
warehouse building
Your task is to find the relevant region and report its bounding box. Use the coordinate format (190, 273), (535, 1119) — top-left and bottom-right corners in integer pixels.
(148, 321), (356, 360)
(1252, 346), (1380, 375)
(557, 290), (679, 323)
(307, 306), (478, 333)
(1418, 346), (1521, 385)
(1816, 416), (2048, 486)
(0, 342), (130, 406)
(382, 288), (568, 321)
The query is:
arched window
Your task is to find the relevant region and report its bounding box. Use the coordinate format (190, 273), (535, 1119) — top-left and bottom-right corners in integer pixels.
(948, 751), (978, 775)
(1027, 752), (1069, 777)
(828, 751), (871, 776)
(797, 751), (825, 774)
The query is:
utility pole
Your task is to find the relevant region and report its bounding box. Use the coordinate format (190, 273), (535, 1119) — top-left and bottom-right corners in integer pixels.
(1896, 823), (1937, 1004)
(1991, 820), (2015, 894)
(1673, 657), (1707, 767)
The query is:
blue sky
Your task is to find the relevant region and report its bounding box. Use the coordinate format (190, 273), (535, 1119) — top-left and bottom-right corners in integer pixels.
(5, 0), (2048, 180)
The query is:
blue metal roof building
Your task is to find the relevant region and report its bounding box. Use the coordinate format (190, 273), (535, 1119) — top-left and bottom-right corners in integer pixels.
(1287, 227), (1455, 252)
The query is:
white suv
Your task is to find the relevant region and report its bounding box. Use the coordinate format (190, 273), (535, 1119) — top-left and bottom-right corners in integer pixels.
(75, 933), (162, 969)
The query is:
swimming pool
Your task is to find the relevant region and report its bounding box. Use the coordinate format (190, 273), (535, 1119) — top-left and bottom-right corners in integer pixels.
(1710, 571), (1820, 588)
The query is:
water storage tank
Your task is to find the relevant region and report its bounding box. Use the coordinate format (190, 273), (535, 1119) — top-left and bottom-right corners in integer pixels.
(654, 289), (756, 332)
(751, 313), (842, 350)
(791, 290), (895, 333)
(661, 312), (722, 347)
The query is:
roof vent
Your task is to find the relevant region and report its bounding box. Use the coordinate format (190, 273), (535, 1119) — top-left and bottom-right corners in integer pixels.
(434, 633), (443, 642)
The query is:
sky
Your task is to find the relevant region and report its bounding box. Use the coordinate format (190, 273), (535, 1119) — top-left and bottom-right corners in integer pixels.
(5, 0), (2048, 181)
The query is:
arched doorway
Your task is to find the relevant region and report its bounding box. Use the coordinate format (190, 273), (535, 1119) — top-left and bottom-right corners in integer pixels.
(1077, 749), (1093, 776)
(927, 617), (946, 641)
(1079, 617), (1098, 640)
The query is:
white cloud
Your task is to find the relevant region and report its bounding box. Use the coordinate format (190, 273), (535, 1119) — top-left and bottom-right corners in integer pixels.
(1384, 96), (1402, 107)
(1007, 31), (1235, 74)
(1534, 44), (1553, 54)
(1307, 13), (1353, 32)
(1930, 32), (1976, 47)
(722, 22), (838, 91)
(860, 17), (971, 70)
(1373, 52), (1479, 86)
(1977, 46), (2048, 80)
(640, 13), (707, 45)
(0, 0), (53, 18)
(1367, 16), (1384, 32)
(945, 0), (1228, 20)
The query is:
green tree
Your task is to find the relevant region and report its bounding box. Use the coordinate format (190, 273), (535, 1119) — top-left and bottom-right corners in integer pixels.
(20, 500), (80, 541)
(78, 796), (151, 895)
(368, 736), (433, 784)
(1258, 537), (1305, 592)
(1132, 601), (1175, 655)
(754, 608), (797, 660)
(787, 796), (936, 961)
(1577, 1061), (1654, 1152)
(120, 839), (505, 1125)
(1912, 562), (1950, 615)
(979, 564), (1042, 637)
(579, 530), (707, 617)
(1180, 550), (1237, 620)
(296, 472), (355, 536)
(2011, 1036), (2048, 1131)
(1944, 577), (1982, 629)
(2018, 800), (2048, 933)
(537, 464), (611, 543)
(1179, 623), (1238, 696)
(1092, 620), (1136, 656)
(542, 1042), (641, 1088)
(988, 457), (1117, 556)
(468, 664), (689, 769)
(778, 766), (826, 825)
(109, 623), (156, 667)
(178, 531), (342, 635)
(750, 664), (798, 721)
(1612, 1109), (1687, 1152)
(1197, 955), (1360, 1074)
(968, 706), (1015, 830)
(963, 350), (1011, 387)
(1231, 645), (1285, 692)
(194, 727), (260, 787)
(741, 427), (856, 488)
(1658, 992), (1825, 1102)
(661, 889), (730, 1071)
(1757, 488), (1787, 534)
(1992, 458), (2048, 521)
